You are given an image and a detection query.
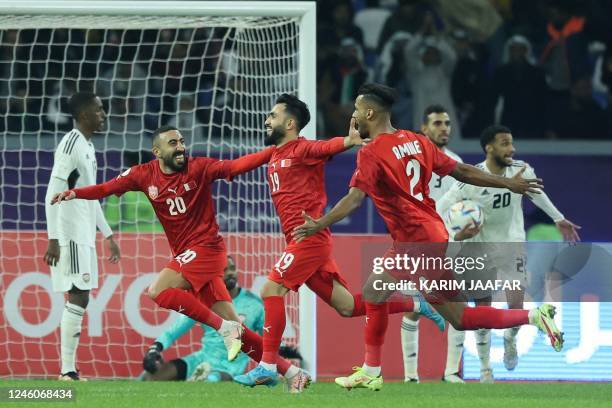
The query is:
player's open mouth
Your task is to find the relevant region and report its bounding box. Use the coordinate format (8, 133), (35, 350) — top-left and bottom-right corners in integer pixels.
(265, 127), (272, 134)
(175, 154), (185, 162)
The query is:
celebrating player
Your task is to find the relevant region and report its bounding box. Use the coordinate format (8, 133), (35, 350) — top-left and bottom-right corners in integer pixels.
(44, 92), (121, 381)
(400, 104), (466, 384)
(436, 124), (580, 382)
(51, 125), (309, 392)
(234, 94), (444, 389)
(142, 255), (265, 382)
(292, 83), (564, 391)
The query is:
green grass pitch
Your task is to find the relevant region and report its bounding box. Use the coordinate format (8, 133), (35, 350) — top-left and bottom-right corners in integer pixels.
(1, 380), (610, 408)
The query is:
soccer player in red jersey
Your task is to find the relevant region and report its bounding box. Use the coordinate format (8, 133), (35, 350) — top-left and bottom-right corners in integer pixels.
(292, 84), (564, 390)
(235, 94), (445, 388)
(51, 126), (308, 391)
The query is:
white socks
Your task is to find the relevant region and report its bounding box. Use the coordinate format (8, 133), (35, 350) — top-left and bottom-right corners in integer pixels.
(444, 325), (465, 376)
(401, 317), (419, 379)
(475, 328), (491, 370)
(362, 364), (381, 377)
(60, 302), (85, 374)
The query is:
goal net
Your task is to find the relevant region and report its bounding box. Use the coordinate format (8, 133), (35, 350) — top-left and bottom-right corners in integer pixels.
(0, 1), (316, 379)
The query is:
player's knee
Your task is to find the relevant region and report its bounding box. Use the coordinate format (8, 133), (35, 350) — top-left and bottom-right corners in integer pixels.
(448, 318), (464, 331)
(336, 305), (353, 317)
(146, 285), (161, 300)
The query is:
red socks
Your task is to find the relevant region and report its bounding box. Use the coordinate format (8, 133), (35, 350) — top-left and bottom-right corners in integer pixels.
(262, 296), (285, 365)
(461, 306), (529, 330)
(241, 325), (290, 375)
(351, 294), (414, 317)
(153, 287), (223, 330)
(364, 302), (389, 367)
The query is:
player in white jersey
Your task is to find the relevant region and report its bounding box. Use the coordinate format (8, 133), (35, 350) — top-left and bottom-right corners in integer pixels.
(43, 92), (121, 381)
(400, 105), (467, 384)
(436, 125), (580, 382)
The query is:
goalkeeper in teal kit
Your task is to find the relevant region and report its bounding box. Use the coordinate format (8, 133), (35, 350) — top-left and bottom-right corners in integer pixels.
(142, 255), (264, 381)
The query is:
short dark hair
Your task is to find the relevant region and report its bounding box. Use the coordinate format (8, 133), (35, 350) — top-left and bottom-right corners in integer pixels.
(275, 94), (310, 131)
(152, 125), (179, 145)
(480, 125), (512, 152)
(422, 104), (448, 124)
(357, 83), (397, 112)
(69, 92), (98, 120)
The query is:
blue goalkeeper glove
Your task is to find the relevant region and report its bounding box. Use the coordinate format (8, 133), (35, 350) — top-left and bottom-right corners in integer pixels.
(143, 342), (164, 374)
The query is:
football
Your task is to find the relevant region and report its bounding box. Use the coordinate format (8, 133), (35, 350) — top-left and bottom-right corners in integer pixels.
(445, 200), (484, 232)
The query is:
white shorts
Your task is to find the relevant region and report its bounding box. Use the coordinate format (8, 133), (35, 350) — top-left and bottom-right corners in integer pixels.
(51, 241), (99, 292)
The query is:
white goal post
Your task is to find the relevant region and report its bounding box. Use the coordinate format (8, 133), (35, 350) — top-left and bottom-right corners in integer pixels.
(0, 0), (317, 378)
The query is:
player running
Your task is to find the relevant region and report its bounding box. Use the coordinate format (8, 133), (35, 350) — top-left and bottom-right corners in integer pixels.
(293, 83), (564, 391)
(234, 94), (445, 388)
(400, 104), (466, 384)
(436, 124), (580, 382)
(50, 125), (308, 392)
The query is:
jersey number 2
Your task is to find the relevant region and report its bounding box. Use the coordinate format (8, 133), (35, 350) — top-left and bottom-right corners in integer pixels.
(166, 197), (187, 215)
(406, 159), (423, 201)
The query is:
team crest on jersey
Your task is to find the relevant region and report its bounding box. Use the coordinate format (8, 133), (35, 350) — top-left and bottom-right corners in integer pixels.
(148, 185), (159, 199)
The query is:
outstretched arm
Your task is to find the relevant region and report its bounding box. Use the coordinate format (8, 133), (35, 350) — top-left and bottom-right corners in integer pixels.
(302, 118), (369, 159)
(292, 187), (366, 242)
(51, 169), (140, 204)
(528, 190), (581, 242)
(450, 162), (543, 195)
(227, 147), (275, 178)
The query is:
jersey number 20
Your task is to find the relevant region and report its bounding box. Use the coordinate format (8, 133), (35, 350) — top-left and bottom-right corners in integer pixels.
(166, 197), (187, 215)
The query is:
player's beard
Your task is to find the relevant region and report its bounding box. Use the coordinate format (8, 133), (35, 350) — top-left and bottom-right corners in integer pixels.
(164, 152), (187, 172)
(224, 277), (237, 291)
(493, 154), (511, 168)
(264, 127), (285, 146)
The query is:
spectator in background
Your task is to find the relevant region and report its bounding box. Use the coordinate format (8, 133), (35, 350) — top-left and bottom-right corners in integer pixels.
(376, 31), (414, 130)
(450, 30), (486, 138)
(377, 0), (439, 53)
(599, 46), (612, 138)
(324, 0), (365, 47)
(318, 38), (369, 137)
(404, 13), (460, 137)
(97, 62), (147, 116)
(545, 77), (607, 139)
(487, 35), (549, 139)
(539, 0), (590, 95)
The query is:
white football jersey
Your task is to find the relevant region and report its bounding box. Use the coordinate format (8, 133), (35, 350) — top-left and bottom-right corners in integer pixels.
(437, 160), (533, 243)
(49, 129), (99, 247)
(428, 147), (463, 203)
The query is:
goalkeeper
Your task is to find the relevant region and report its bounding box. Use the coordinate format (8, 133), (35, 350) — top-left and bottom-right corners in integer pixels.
(142, 256), (263, 381)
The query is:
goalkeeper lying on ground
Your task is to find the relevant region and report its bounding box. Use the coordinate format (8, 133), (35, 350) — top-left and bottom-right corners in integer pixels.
(141, 255), (264, 381)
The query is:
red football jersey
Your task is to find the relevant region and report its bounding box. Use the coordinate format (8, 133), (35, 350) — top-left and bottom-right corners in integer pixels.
(349, 130), (457, 242)
(102, 157), (233, 254)
(267, 136), (345, 243)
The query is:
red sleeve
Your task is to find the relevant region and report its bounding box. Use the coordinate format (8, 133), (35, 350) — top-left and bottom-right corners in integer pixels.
(349, 148), (380, 196)
(74, 166), (141, 199)
(299, 137), (346, 159)
(428, 139), (457, 176)
(205, 147), (274, 182)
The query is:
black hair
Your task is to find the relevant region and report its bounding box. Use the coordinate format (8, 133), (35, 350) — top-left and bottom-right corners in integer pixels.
(275, 94), (311, 131)
(152, 125), (179, 145)
(422, 104), (448, 124)
(357, 83), (398, 112)
(69, 92), (98, 121)
(480, 125), (512, 152)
